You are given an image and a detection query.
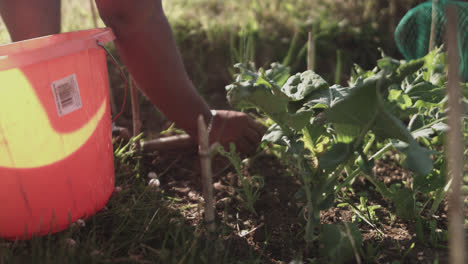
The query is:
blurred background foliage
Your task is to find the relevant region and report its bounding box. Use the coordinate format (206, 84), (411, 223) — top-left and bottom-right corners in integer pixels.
(0, 0), (427, 117)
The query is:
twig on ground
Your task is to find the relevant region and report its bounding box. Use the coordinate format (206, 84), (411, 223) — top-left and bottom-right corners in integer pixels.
(239, 223), (264, 238)
(445, 6), (466, 264)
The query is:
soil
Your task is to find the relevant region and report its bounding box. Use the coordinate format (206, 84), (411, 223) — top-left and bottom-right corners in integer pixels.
(137, 146), (451, 264)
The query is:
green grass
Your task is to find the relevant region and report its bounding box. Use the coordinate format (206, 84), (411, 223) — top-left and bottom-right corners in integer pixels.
(0, 150), (262, 264)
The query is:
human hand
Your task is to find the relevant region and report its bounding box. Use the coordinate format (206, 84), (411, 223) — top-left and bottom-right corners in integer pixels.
(208, 110), (266, 155)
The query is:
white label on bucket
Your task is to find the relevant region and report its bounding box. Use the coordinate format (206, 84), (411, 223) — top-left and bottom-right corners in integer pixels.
(51, 74), (82, 117)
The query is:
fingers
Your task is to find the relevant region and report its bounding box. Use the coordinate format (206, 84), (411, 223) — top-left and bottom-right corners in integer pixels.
(246, 127), (262, 145)
(247, 116), (267, 134)
(236, 137), (255, 156)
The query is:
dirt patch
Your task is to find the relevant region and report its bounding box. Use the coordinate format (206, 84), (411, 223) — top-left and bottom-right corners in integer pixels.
(136, 146), (450, 263)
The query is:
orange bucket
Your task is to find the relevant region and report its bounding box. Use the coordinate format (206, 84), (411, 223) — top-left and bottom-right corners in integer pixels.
(0, 28), (116, 239)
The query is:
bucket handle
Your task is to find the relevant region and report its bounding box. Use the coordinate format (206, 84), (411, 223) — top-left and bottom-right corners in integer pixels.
(96, 41), (128, 122)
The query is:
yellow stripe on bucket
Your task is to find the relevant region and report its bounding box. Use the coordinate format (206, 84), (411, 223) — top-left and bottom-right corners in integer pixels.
(0, 68), (106, 169)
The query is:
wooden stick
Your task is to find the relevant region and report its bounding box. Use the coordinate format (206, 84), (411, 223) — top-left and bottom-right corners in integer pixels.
(141, 134), (196, 153)
(198, 115), (216, 233)
(445, 6), (466, 264)
(130, 75), (142, 150)
(429, 0), (438, 51)
(307, 31), (315, 71)
(89, 0), (99, 28)
(389, 0), (397, 34)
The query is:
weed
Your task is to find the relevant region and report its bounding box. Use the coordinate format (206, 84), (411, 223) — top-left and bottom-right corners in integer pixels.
(217, 144), (264, 215)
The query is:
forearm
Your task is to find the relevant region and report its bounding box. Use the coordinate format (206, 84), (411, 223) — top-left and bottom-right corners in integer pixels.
(99, 1), (211, 139)
(0, 0), (61, 41)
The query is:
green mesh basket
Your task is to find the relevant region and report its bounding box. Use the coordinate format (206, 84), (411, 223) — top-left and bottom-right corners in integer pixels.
(395, 0), (468, 81)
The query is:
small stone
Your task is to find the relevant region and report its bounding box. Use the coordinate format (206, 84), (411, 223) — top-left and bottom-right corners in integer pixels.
(188, 191), (199, 201)
(213, 181), (225, 191)
(148, 172), (158, 179)
(91, 250), (103, 256)
(65, 238), (77, 249)
(148, 179), (160, 188)
(173, 187), (190, 193)
(289, 261), (304, 264)
(75, 219), (85, 228)
(242, 158), (251, 167)
(239, 230), (249, 236)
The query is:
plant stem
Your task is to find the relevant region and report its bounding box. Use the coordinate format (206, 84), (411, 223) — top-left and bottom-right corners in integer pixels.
(362, 173), (392, 199)
(369, 142), (393, 161)
(298, 159), (315, 244)
(343, 222), (362, 264)
(335, 49), (342, 84)
(445, 7), (466, 264)
(336, 167), (360, 191)
(359, 151), (393, 198)
(430, 178), (452, 214)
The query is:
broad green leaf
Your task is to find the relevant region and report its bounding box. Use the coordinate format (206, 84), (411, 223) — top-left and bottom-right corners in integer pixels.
(395, 58), (425, 82)
(320, 223), (362, 264)
(319, 142), (353, 170)
(388, 90), (412, 110)
(282, 136), (306, 155)
(226, 78), (313, 131)
(392, 140), (434, 175)
(262, 124), (285, 144)
(377, 57), (400, 72)
(325, 74), (381, 131)
(404, 82), (445, 103)
(373, 106), (414, 142)
(411, 122), (449, 139)
(302, 123), (327, 153)
(391, 187), (417, 220)
(303, 84), (352, 109)
(281, 70), (329, 101)
(414, 167), (446, 193)
(423, 46), (447, 85)
(324, 69), (434, 175)
(334, 123), (360, 143)
(349, 64), (375, 86)
(261, 124), (305, 154)
(265, 62), (290, 87)
(227, 67), (315, 131)
(226, 80), (289, 112)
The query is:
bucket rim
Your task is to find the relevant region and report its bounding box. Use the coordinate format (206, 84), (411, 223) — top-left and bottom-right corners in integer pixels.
(0, 28), (115, 71)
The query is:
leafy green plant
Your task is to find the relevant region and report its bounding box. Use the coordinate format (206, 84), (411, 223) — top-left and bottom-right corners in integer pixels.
(225, 45), (461, 261)
(217, 144), (264, 215)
